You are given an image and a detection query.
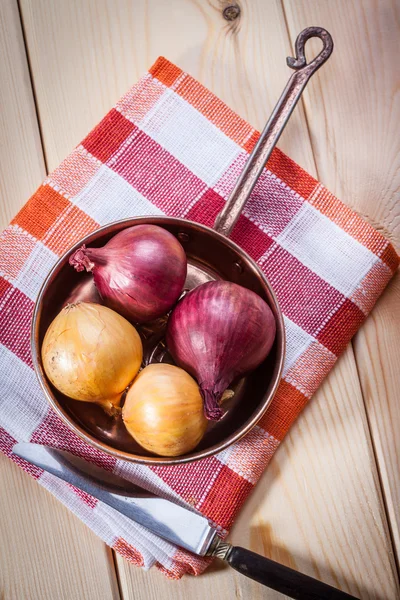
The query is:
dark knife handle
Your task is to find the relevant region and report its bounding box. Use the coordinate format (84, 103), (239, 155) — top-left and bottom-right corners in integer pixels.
(226, 546), (359, 600)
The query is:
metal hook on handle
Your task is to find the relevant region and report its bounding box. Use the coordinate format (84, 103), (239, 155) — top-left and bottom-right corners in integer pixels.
(287, 26), (333, 72)
(214, 27), (334, 237)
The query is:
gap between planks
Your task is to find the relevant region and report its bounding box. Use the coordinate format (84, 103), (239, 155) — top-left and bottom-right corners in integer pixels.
(279, 0), (399, 579)
(16, 0), (49, 173)
(0, 1), (123, 597)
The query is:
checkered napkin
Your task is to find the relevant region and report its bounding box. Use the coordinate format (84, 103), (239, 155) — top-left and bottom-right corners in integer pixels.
(0, 57), (398, 578)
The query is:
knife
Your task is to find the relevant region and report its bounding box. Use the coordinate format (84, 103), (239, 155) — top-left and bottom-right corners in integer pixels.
(13, 443), (358, 600)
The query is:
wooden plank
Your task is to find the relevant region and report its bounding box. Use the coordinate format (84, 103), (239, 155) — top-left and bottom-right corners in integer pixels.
(0, 456), (121, 600)
(18, 0), (314, 172)
(17, 0), (399, 598)
(0, 2), (121, 598)
(283, 0), (400, 566)
(0, 0), (45, 225)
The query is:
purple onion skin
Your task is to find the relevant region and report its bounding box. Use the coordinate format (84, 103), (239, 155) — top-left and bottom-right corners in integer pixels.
(63, 276), (102, 307)
(166, 281), (276, 421)
(69, 225), (187, 323)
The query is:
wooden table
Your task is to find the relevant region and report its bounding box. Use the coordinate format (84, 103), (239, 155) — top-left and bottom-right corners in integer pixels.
(1, 1), (399, 598)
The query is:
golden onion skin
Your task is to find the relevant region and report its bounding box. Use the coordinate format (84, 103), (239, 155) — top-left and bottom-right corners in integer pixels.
(123, 364), (207, 457)
(42, 302), (142, 413)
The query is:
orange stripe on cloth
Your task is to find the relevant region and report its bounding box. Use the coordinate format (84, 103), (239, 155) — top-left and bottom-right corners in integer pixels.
(244, 132), (319, 200)
(151, 58), (319, 200)
(175, 76), (254, 147)
(112, 537), (144, 567)
(155, 562), (183, 580)
(150, 57), (254, 147)
(149, 56), (183, 88)
(242, 129), (260, 154)
(155, 555), (209, 580)
(11, 184), (98, 256)
(267, 148), (318, 200)
(12, 185), (70, 241)
(43, 204), (99, 255)
(308, 184), (399, 267)
(160, 550), (212, 578)
(379, 241), (399, 273)
(259, 379), (308, 441)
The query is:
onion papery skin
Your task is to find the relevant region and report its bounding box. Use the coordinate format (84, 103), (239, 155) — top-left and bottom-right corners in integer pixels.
(42, 302), (143, 414)
(122, 364), (207, 457)
(69, 225), (187, 323)
(166, 281), (276, 421)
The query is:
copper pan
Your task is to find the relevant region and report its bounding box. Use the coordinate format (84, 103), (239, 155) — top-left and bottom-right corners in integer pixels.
(31, 28), (333, 465)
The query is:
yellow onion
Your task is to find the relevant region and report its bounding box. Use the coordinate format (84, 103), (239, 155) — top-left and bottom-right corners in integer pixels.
(123, 364), (207, 457)
(42, 302), (142, 414)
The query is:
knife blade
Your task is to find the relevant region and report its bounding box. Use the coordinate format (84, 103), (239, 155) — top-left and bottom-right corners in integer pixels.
(13, 442), (216, 555)
(13, 442), (359, 600)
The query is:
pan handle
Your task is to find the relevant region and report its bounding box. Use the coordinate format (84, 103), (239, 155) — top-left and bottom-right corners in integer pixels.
(214, 27), (333, 237)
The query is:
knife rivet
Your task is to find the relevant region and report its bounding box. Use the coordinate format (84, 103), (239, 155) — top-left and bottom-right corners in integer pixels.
(233, 261), (243, 274)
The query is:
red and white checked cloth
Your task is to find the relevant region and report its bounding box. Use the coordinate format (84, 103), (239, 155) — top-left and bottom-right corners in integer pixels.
(0, 58), (398, 578)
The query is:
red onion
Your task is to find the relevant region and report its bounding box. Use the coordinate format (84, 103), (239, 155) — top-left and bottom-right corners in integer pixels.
(69, 224), (187, 323)
(63, 276), (102, 307)
(166, 281), (276, 421)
